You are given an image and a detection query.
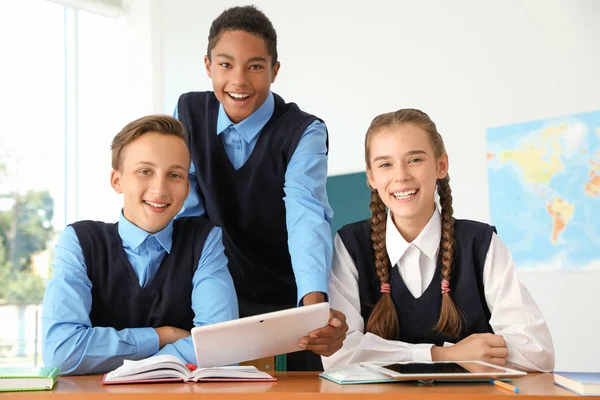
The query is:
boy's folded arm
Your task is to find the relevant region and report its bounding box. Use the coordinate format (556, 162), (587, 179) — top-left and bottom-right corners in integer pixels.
(283, 120), (334, 306)
(42, 227), (159, 375)
(155, 336), (195, 364)
(44, 322), (158, 375)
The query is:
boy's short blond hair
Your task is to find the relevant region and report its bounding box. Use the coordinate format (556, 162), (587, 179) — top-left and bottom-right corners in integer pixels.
(111, 115), (187, 170)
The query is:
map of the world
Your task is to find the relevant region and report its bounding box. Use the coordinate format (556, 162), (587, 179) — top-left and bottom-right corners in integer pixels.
(487, 111), (600, 270)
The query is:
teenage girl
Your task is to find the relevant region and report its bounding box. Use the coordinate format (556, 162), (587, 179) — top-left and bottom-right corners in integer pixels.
(322, 109), (554, 372)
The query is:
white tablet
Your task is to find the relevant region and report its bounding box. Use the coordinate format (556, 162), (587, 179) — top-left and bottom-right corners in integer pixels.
(360, 360), (526, 381)
(191, 302), (330, 368)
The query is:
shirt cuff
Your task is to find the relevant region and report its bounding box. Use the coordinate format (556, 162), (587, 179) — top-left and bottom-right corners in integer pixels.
(130, 327), (160, 358)
(412, 344), (435, 361)
(296, 277), (330, 306)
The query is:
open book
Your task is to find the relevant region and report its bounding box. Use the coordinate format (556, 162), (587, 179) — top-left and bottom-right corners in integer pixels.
(102, 355), (276, 385)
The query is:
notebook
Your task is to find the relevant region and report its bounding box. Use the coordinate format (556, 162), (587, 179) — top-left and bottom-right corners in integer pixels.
(0, 366), (60, 392)
(554, 372), (600, 396)
(101, 354), (276, 384)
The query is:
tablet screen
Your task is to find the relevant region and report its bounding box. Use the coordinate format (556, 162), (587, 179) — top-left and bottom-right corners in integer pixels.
(382, 362), (506, 375)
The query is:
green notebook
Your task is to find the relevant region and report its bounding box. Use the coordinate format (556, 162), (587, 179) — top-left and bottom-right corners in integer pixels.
(0, 366), (60, 392)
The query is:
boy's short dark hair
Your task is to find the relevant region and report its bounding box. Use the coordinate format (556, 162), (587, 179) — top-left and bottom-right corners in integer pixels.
(111, 115), (187, 170)
(207, 5), (278, 66)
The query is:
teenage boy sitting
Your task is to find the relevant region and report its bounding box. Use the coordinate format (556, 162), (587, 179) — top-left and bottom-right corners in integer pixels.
(42, 115), (238, 375)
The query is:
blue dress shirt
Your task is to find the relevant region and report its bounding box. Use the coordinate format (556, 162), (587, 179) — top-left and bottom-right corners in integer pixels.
(176, 92), (334, 305)
(42, 213), (238, 375)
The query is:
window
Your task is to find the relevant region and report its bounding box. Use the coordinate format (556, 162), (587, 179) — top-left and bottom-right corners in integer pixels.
(0, 0), (152, 366)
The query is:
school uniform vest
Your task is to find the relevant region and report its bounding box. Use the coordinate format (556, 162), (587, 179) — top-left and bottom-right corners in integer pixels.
(177, 91), (325, 306)
(71, 216), (214, 331)
(338, 218), (496, 345)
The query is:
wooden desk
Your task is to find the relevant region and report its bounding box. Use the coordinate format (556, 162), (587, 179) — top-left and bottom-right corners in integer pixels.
(4, 372), (594, 399)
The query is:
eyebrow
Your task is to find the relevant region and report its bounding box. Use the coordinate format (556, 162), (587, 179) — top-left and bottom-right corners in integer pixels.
(215, 53), (268, 63)
(135, 161), (188, 171)
(372, 150), (428, 162)
(215, 53), (234, 61)
(247, 56), (267, 63)
(135, 161), (157, 167)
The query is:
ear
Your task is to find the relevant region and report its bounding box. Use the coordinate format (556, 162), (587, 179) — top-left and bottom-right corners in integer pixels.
(110, 169), (123, 194)
(204, 55), (212, 78)
(271, 61), (280, 84)
(437, 153), (449, 180)
(366, 167), (376, 190)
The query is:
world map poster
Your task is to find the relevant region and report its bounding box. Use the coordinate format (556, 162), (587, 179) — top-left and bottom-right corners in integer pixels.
(487, 110), (600, 270)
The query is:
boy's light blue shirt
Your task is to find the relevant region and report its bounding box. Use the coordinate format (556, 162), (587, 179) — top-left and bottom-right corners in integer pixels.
(42, 212), (238, 375)
(177, 92), (333, 305)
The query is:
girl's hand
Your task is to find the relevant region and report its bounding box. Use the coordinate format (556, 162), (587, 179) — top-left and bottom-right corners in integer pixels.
(431, 333), (508, 366)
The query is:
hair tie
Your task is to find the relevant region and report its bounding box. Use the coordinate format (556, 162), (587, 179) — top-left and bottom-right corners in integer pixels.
(441, 279), (450, 295)
(380, 283), (391, 294)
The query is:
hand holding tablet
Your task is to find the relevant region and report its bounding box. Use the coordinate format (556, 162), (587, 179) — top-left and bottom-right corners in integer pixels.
(298, 308), (349, 356)
(192, 303), (330, 368)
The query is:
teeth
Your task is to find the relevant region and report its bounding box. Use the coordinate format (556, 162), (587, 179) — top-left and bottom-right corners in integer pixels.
(145, 201), (167, 208)
(393, 190), (417, 199)
(228, 92), (250, 99)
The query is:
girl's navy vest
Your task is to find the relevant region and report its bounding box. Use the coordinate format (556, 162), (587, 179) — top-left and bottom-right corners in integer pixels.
(338, 218), (496, 344)
(177, 91), (325, 306)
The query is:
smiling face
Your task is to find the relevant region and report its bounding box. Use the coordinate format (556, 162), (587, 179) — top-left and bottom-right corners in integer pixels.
(110, 132), (190, 234)
(366, 123), (448, 233)
(205, 30), (280, 124)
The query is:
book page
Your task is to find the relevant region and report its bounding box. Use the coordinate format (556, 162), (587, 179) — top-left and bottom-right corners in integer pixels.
(192, 366), (273, 380)
(105, 355), (190, 382)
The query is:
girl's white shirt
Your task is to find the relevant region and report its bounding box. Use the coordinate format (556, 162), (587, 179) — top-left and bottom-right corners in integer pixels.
(323, 209), (555, 372)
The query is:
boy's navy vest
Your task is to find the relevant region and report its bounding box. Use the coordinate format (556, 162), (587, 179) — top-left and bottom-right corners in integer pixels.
(177, 91), (325, 306)
(71, 216), (214, 331)
(338, 218), (495, 345)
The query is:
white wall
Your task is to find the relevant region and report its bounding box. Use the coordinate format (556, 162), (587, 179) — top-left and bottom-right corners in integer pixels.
(158, 0), (600, 371)
(70, 0), (160, 225)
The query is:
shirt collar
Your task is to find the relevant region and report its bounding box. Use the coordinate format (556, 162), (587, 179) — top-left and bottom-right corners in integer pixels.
(216, 91), (275, 142)
(386, 208), (441, 267)
(117, 210), (173, 253)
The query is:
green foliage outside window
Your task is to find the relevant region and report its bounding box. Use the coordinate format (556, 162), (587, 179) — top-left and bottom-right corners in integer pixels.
(0, 188), (54, 305)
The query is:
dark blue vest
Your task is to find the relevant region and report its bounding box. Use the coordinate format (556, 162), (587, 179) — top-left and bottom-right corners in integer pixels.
(177, 91), (325, 306)
(71, 216), (214, 331)
(338, 218), (495, 345)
